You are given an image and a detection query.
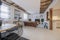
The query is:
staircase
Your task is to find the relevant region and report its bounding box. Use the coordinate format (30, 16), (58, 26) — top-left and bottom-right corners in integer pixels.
(40, 0), (53, 13)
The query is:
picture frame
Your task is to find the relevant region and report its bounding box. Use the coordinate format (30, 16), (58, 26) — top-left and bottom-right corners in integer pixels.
(47, 11), (50, 20)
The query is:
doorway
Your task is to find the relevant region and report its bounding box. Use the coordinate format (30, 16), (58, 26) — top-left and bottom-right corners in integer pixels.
(47, 8), (53, 30)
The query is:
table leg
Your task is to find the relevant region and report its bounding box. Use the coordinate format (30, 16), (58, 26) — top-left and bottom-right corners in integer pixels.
(0, 33), (1, 40)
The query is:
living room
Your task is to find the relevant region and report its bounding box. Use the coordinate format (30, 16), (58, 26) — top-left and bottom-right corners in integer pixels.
(0, 0), (60, 40)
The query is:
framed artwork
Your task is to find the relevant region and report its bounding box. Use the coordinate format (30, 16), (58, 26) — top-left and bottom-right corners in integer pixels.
(47, 11), (50, 20)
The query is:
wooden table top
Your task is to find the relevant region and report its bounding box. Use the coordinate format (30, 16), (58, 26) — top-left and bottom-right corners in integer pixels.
(0, 24), (16, 32)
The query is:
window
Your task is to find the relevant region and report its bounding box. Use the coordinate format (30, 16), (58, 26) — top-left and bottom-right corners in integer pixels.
(23, 13), (28, 20)
(0, 3), (10, 19)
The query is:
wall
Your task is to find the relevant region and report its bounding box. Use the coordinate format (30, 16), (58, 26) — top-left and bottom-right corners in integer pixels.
(28, 14), (40, 21)
(28, 13), (45, 22)
(28, 13), (46, 28)
(53, 0), (60, 9)
(12, 0), (40, 14)
(53, 10), (60, 20)
(53, 9), (60, 30)
(11, 0), (40, 22)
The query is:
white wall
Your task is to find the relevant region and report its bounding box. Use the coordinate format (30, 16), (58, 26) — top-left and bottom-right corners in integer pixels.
(53, 10), (60, 30)
(28, 14), (40, 21)
(53, 0), (60, 9)
(11, 0), (40, 14)
(11, 0), (40, 21)
(53, 10), (60, 20)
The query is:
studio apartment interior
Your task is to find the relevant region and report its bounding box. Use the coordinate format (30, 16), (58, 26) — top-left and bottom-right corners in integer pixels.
(0, 0), (60, 40)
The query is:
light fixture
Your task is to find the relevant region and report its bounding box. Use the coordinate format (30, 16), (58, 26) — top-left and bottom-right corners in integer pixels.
(0, 0), (2, 5)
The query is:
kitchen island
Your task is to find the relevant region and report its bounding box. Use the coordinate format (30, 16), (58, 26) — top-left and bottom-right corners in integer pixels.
(0, 23), (23, 40)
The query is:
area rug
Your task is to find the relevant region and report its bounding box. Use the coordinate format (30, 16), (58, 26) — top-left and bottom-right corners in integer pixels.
(18, 37), (29, 40)
(2, 37), (29, 40)
(2, 33), (29, 40)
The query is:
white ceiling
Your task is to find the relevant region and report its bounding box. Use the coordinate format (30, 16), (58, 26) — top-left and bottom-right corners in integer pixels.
(11, 0), (40, 14)
(11, 0), (60, 14)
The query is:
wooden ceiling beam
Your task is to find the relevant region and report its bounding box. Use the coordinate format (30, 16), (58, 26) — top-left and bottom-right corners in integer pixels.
(40, 0), (53, 13)
(41, 0), (51, 3)
(41, 1), (51, 6)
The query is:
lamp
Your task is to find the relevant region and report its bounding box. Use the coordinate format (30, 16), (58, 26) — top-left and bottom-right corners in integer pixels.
(0, 0), (2, 5)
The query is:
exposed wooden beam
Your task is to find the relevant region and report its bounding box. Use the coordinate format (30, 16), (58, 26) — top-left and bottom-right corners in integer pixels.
(40, 0), (53, 13)
(41, 0), (51, 3)
(41, 1), (51, 6)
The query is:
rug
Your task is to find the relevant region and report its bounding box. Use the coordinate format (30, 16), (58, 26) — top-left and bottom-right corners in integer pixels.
(2, 37), (29, 40)
(18, 37), (29, 40)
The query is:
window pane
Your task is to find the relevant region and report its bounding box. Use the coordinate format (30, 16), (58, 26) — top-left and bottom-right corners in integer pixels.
(1, 12), (9, 19)
(1, 4), (9, 12)
(23, 13), (28, 20)
(0, 3), (10, 19)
